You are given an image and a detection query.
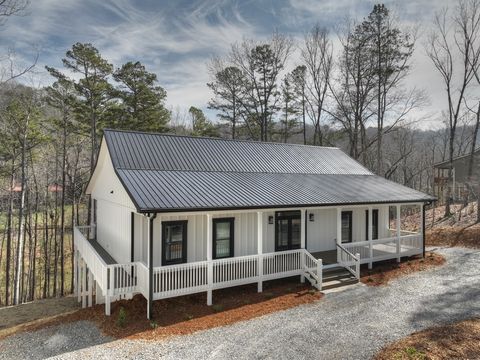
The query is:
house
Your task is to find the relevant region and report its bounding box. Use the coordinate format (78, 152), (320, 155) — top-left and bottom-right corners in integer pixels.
(433, 148), (480, 203)
(74, 129), (435, 319)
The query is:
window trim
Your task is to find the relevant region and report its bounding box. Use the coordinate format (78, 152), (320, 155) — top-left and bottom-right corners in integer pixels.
(341, 211), (353, 243)
(161, 220), (188, 266)
(365, 209), (379, 240)
(212, 217), (235, 259)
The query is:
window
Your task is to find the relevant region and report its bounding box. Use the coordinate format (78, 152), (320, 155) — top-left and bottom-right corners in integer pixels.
(365, 209), (379, 240)
(213, 218), (234, 259)
(162, 221), (187, 265)
(341, 211), (353, 243)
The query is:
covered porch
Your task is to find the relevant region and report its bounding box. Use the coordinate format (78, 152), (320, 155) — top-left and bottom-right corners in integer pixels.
(73, 202), (425, 319)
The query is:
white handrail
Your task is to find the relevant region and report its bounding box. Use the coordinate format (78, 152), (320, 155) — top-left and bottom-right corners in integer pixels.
(337, 243), (360, 279)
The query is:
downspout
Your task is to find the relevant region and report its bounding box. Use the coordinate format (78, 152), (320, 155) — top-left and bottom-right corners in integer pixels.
(147, 213), (157, 320)
(423, 202), (429, 258)
(130, 212), (135, 262)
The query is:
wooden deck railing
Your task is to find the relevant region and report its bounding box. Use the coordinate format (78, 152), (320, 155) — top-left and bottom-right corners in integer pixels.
(342, 233), (423, 265)
(75, 225), (422, 315)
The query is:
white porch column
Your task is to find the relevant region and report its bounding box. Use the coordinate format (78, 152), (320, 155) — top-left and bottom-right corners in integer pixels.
(336, 208), (342, 263)
(206, 214), (213, 305)
(420, 203), (425, 258)
(368, 207), (373, 269)
(396, 204), (401, 262)
(95, 280), (104, 305)
(73, 249), (77, 297)
(77, 257), (82, 303)
(87, 269), (93, 307)
(81, 259), (87, 308)
(257, 211), (263, 293)
(105, 266), (111, 316)
(300, 209), (306, 283)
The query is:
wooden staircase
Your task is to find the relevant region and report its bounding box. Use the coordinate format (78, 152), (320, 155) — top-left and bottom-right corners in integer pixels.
(304, 264), (358, 291)
(321, 266), (358, 291)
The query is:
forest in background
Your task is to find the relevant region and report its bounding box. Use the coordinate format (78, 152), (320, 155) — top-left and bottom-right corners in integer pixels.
(0, 0), (479, 306)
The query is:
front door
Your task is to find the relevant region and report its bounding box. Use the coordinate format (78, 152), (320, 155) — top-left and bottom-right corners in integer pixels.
(275, 211), (301, 251)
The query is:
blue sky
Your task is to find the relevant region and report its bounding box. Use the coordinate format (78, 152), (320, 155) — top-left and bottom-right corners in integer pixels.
(3, 0), (449, 126)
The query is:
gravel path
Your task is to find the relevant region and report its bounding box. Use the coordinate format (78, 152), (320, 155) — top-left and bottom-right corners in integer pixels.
(1, 247), (480, 360)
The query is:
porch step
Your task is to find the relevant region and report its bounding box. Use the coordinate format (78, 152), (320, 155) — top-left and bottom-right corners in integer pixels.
(321, 268), (358, 291)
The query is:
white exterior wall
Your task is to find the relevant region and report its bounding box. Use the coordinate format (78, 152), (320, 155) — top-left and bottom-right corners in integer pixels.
(87, 142), (136, 264)
(152, 212), (260, 266)
(150, 206), (393, 265)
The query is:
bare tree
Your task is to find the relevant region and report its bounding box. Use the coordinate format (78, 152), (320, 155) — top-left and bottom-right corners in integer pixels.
(230, 32), (293, 141)
(426, 0), (480, 217)
(301, 25), (333, 145)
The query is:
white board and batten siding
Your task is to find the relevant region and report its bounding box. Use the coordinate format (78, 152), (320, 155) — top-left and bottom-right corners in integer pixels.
(86, 141), (136, 264)
(151, 212), (259, 266)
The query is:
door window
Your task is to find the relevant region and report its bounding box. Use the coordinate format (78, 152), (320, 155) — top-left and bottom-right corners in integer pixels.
(275, 211), (301, 251)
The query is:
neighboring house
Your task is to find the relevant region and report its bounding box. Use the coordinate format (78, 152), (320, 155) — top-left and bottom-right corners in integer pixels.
(74, 129), (434, 319)
(433, 148), (480, 204)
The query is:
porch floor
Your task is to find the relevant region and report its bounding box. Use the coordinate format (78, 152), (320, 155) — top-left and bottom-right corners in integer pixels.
(311, 250), (337, 265)
(89, 238), (117, 265)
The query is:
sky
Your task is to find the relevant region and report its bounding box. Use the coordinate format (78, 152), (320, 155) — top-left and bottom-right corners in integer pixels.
(2, 0), (452, 128)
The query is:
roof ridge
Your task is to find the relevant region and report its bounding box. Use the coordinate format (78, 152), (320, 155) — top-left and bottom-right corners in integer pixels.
(103, 128), (340, 150)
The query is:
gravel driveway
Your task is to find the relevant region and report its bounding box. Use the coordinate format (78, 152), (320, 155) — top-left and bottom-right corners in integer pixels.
(1, 247), (480, 360)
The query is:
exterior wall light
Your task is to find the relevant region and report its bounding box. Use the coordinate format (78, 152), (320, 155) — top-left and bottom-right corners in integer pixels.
(268, 216), (274, 224)
(309, 213), (314, 222)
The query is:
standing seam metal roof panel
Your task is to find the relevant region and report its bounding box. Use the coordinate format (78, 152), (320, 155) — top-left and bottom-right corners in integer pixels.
(102, 129), (435, 212)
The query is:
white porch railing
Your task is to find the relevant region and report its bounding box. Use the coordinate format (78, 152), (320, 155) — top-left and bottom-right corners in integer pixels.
(153, 261), (209, 300)
(337, 243), (360, 279)
(342, 233), (423, 265)
(75, 224), (422, 315)
(74, 226), (109, 293)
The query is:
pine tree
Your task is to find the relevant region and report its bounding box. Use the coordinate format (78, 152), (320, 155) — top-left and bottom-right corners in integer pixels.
(112, 61), (170, 132)
(208, 65), (245, 139)
(61, 43), (113, 175)
(188, 106), (219, 137)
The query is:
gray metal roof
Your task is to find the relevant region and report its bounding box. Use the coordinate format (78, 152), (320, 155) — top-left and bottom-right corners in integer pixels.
(103, 129), (435, 212)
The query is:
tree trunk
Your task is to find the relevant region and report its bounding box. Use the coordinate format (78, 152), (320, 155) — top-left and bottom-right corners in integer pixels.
(5, 160), (15, 306)
(59, 111), (68, 296)
(14, 127), (28, 305)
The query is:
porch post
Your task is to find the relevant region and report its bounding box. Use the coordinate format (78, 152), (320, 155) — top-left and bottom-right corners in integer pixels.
(87, 268), (93, 307)
(336, 208), (342, 263)
(206, 214), (213, 305)
(300, 209), (306, 283)
(368, 206), (373, 269)
(82, 259), (87, 308)
(396, 204), (401, 262)
(257, 211), (263, 293)
(73, 249), (78, 298)
(421, 203), (426, 258)
(147, 213), (157, 320)
(77, 257), (82, 303)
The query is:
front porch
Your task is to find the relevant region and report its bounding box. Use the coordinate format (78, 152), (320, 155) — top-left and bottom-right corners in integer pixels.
(73, 203), (425, 318)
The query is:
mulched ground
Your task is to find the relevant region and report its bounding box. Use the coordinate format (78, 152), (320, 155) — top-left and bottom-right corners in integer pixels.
(426, 225), (480, 249)
(375, 318), (480, 360)
(0, 277), (322, 341)
(360, 252), (446, 286)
